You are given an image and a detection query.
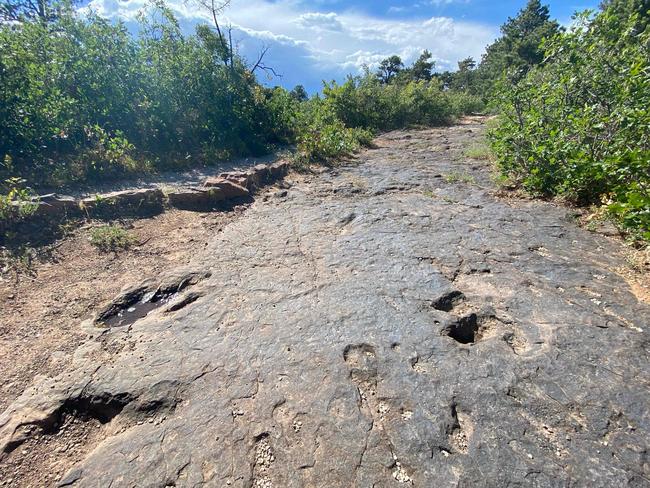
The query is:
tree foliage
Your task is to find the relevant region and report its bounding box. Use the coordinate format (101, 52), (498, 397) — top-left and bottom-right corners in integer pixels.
(376, 55), (404, 84)
(0, 0), (276, 186)
(490, 1), (650, 240)
(479, 0), (561, 85)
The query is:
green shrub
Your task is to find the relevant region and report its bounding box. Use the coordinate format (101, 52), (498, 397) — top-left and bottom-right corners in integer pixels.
(490, 5), (650, 241)
(0, 170), (37, 235)
(448, 92), (485, 116)
(293, 100), (372, 166)
(321, 75), (475, 131)
(0, 1), (282, 187)
(89, 225), (136, 252)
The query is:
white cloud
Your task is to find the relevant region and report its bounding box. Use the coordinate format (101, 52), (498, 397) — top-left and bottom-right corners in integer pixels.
(296, 12), (343, 31)
(82, 0), (498, 90)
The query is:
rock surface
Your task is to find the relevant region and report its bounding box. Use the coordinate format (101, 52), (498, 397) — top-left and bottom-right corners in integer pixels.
(166, 188), (237, 211)
(80, 188), (165, 217)
(202, 177), (250, 198)
(1, 121), (648, 487)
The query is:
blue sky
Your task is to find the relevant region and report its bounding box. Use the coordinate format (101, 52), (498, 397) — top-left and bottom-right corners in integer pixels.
(84, 0), (599, 92)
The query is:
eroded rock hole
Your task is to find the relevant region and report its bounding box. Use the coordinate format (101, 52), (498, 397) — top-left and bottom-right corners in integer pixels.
(97, 273), (208, 327)
(343, 344), (378, 409)
(59, 392), (133, 427)
(4, 391), (138, 451)
(343, 343), (376, 364)
(432, 290), (465, 312)
(444, 314), (478, 344)
(100, 289), (176, 327)
(448, 402), (469, 454)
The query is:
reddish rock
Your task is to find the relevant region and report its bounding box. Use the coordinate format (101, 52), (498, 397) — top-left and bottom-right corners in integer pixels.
(269, 160), (290, 179)
(217, 171), (252, 190)
(252, 164), (271, 184)
(202, 177), (250, 198)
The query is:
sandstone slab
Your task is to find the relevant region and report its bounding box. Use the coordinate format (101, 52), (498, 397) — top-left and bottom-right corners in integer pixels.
(1, 122), (648, 487)
(203, 177), (250, 199)
(166, 188), (229, 210)
(81, 188), (164, 218)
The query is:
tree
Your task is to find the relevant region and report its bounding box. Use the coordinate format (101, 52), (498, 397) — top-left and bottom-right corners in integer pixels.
(376, 55), (403, 84)
(410, 50), (434, 81)
(290, 85), (308, 102)
(434, 71), (455, 90)
(186, 0), (233, 67)
(186, 0), (278, 77)
(0, 0), (77, 22)
(458, 57), (476, 72)
(454, 57), (477, 91)
(600, 0), (649, 33)
(479, 0), (561, 84)
(489, 1), (650, 238)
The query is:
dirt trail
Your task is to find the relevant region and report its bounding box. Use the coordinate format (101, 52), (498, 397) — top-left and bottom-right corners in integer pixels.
(1, 119), (648, 487)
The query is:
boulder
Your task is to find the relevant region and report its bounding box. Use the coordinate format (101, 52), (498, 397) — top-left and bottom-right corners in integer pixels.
(205, 176), (250, 198)
(251, 164), (272, 186)
(167, 185), (247, 211)
(9, 194), (78, 220)
(31, 194), (78, 217)
(269, 160), (290, 179)
(217, 171), (252, 190)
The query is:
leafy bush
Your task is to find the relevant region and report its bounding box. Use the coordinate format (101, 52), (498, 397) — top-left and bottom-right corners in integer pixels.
(0, 178), (36, 219)
(490, 4), (650, 241)
(321, 75), (476, 131)
(0, 156), (37, 228)
(89, 225), (136, 252)
(0, 0), (486, 190)
(0, 1), (280, 187)
(0, 176), (37, 245)
(293, 100), (372, 166)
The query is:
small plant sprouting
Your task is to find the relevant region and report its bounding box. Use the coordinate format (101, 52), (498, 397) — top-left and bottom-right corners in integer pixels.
(463, 144), (492, 161)
(89, 225), (136, 253)
(443, 172), (475, 185)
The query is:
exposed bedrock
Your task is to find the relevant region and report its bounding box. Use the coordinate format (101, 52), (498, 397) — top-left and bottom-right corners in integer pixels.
(1, 123), (648, 487)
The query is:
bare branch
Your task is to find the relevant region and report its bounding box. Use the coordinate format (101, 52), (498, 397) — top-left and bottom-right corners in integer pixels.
(185, 0), (231, 59)
(250, 45), (269, 74)
(249, 45), (278, 78)
(184, 0), (280, 78)
(228, 24), (234, 70)
(250, 46), (282, 78)
(256, 64), (282, 78)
